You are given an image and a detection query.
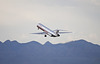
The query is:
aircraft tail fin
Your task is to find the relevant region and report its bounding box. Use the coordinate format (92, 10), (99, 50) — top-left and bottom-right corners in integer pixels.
(56, 30), (59, 34)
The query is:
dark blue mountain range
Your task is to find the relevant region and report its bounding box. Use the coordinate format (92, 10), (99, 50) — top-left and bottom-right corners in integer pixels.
(0, 39), (100, 64)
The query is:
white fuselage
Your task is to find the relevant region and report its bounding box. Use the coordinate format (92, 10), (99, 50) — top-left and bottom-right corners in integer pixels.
(37, 23), (60, 37)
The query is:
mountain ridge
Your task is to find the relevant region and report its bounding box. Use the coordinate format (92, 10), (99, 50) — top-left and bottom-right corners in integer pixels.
(0, 39), (99, 46)
(0, 39), (100, 64)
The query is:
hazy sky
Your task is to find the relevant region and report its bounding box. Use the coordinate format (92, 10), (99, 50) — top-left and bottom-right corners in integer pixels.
(0, 0), (100, 44)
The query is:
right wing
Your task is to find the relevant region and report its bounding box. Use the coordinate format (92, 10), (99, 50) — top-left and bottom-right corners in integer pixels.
(53, 29), (72, 34)
(53, 29), (67, 31)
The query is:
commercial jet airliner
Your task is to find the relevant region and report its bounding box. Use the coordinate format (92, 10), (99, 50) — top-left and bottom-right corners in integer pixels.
(31, 23), (72, 37)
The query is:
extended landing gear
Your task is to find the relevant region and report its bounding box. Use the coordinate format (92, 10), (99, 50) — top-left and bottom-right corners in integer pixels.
(44, 35), (47, 37)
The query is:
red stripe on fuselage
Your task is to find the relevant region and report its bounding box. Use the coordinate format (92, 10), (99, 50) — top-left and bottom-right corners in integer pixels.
(37, 25), (48, 34)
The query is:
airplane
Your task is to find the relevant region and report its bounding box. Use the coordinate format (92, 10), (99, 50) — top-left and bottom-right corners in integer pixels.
(31, 23), (72, 37)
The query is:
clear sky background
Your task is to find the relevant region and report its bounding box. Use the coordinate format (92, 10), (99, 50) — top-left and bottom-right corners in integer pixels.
(0, 0), (100, 44)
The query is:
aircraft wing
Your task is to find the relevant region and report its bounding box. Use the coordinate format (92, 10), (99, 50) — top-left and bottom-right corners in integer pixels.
(31, 32), (46, 34)
(53, 29), (67, 31)
(59, 32), (72, 34)
(53, 29), (72, 34)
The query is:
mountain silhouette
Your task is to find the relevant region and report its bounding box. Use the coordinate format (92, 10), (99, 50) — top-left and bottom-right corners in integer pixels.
(44, 41), (52, 46)
(0, 39), (100, 64)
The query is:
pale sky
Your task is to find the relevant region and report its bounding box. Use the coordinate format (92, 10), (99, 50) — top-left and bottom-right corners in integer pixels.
(0, 0), (100, 44)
